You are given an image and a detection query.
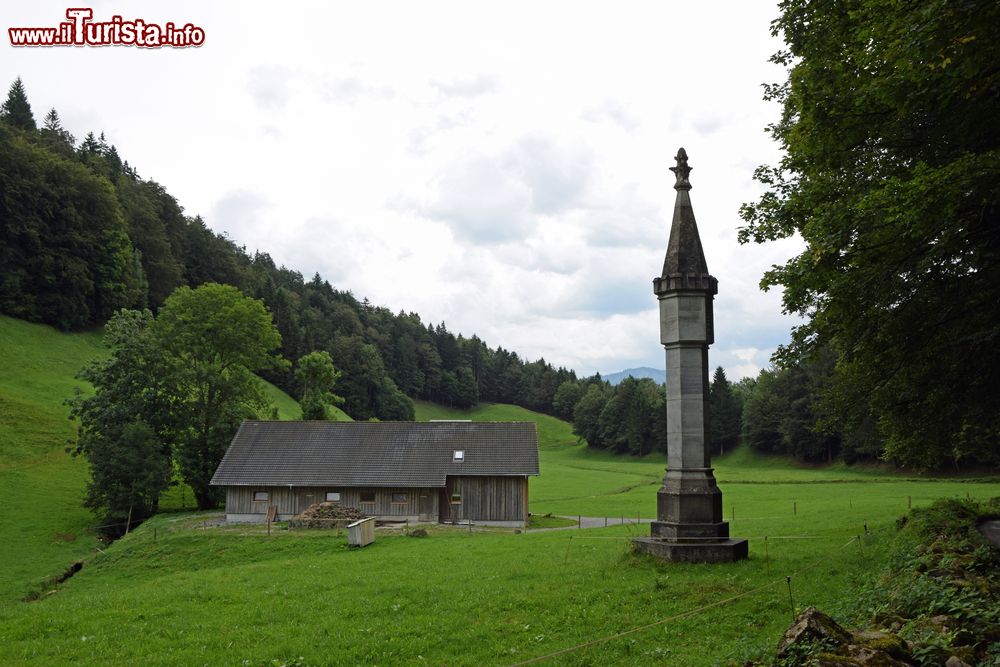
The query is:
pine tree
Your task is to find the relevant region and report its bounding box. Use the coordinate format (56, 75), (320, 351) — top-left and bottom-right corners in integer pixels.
(709, 367), (742, 456)
(43, 107), (61, 132)
(1, 77), (36, 130)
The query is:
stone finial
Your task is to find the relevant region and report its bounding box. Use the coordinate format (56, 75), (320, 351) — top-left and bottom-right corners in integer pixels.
(669, 147), (692, 191)
(656, 147), (713, 291)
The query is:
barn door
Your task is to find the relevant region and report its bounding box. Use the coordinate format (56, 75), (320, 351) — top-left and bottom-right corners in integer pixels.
(419, 493), (432, 522)
(297, 490), (316, 514)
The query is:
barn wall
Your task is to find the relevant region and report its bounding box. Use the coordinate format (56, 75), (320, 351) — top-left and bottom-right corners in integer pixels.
(224, 486), (439, 521)
(439, 476), (527, 524)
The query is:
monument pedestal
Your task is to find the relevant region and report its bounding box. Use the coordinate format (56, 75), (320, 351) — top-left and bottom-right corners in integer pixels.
(632, 467), (748, 563)
(632, 536), (749, 563)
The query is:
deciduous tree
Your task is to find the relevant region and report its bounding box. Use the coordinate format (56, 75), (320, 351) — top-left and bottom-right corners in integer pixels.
(151, 284), (285, 508)
(739, 0), (1000, 468)
(295, 350), (345, 420)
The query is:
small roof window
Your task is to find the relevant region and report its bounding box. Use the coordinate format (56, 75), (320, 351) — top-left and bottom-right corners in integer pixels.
(453, 450), (464, 462)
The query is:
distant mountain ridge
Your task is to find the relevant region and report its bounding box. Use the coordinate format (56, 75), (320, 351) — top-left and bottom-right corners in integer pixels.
(602, 367), (666, 386)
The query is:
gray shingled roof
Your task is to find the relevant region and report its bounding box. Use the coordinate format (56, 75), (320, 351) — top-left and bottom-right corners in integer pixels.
(210, 421), (539, 487)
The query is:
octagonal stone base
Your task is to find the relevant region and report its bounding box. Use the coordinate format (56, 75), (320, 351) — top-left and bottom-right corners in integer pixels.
(632, 536), (749, 563)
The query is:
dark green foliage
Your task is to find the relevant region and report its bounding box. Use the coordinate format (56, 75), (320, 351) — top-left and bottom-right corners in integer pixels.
(596, 377), (666, 455)
(83, 422), (172, 533)
(71, 290), (285, 515)
(709, 367), (742, 456)
(1, 77), (35, 130)
(39, 108), (75, 157)
(295, 350), (345, 420)
(741, 352), (840, 463)
(152, 284), (285, 509)
(0, 124), (144, 329)
(572, 383), (611, 447)
(740, 0), (1000, 468)
(376, 377), (415, 421)
(117, 178), (184, 307)
(552, 381), (585, 421)
(862, 498), (1000, 666)
(570, 378), (665, 455)
(69, 310), (174, 529)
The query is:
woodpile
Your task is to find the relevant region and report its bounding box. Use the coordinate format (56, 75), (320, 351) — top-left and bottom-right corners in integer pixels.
(288, 502), (367, 529)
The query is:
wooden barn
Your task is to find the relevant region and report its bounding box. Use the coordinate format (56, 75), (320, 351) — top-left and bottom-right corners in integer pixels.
(210, 420), (539, 527)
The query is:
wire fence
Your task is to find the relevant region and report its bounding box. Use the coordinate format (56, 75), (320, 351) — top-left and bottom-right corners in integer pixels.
(508, 532), (871, 666)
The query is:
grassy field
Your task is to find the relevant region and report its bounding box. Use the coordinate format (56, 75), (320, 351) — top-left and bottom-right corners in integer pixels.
(2, 323), (998, 665)
(0, 316), (307, 598)
(0, 316), (106, 602)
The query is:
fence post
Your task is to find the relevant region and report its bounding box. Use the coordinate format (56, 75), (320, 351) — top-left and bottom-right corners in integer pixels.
(786, 576), (795, 621)
(764, 536), (770, 575)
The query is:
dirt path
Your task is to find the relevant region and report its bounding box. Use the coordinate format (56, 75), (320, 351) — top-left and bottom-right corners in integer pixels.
(528, 516), (652, 532)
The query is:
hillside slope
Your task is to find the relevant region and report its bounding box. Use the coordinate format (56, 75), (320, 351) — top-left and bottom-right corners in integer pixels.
(0, 316), (309, 600)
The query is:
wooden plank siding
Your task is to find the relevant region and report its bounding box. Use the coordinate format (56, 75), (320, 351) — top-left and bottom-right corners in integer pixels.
(439, 476), (527, 523)
(225, 477), (525, 523)
(225, 486), (439, 520)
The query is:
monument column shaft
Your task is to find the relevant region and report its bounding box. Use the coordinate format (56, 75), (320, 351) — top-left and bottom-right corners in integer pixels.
(660, 290), (714, 471)
(665, 343), (711, 471)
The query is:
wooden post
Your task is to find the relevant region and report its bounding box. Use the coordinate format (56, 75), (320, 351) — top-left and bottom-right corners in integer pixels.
(793, 501), (797, 515)
(764, 536), (770, 575)
(604, 516), (608, 528)
(125, 504), (133, 535)
(908, 496), (912, 509)
(153, 527), (157, 542)
(786, 576), (795, 621)
(577, 515), (581, 529)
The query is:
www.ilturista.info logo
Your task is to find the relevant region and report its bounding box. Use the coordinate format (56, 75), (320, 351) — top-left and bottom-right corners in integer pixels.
(9, 8), (205, 48)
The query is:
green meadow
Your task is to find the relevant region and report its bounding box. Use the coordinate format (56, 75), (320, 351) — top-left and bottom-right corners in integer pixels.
(1, 317), (998, 665)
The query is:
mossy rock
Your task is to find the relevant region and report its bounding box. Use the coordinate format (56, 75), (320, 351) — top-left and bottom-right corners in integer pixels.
(852, 630), (910, 662)
(810, 652), (859, 666)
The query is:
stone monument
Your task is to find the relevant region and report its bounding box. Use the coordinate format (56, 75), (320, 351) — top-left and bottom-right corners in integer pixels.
(632, 148), (749, 563)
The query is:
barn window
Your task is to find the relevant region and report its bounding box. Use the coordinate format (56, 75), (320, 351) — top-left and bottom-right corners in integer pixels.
(253, 491), (269, 502)
(453, 450), (464, 461)
(391, 493), (407, 504)
(360, 491), (376, 503)
(450, 491), (462, 504)
(325, 492), (341, 502)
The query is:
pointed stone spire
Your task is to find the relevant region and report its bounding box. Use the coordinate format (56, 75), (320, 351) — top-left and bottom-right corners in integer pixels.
(654, 148), (716, 295)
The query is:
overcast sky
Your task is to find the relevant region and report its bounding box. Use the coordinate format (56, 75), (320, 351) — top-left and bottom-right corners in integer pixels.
(2, 1), (804, 380)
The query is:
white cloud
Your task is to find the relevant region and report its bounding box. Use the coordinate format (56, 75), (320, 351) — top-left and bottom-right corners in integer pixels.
(246, 65), (291, 110)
